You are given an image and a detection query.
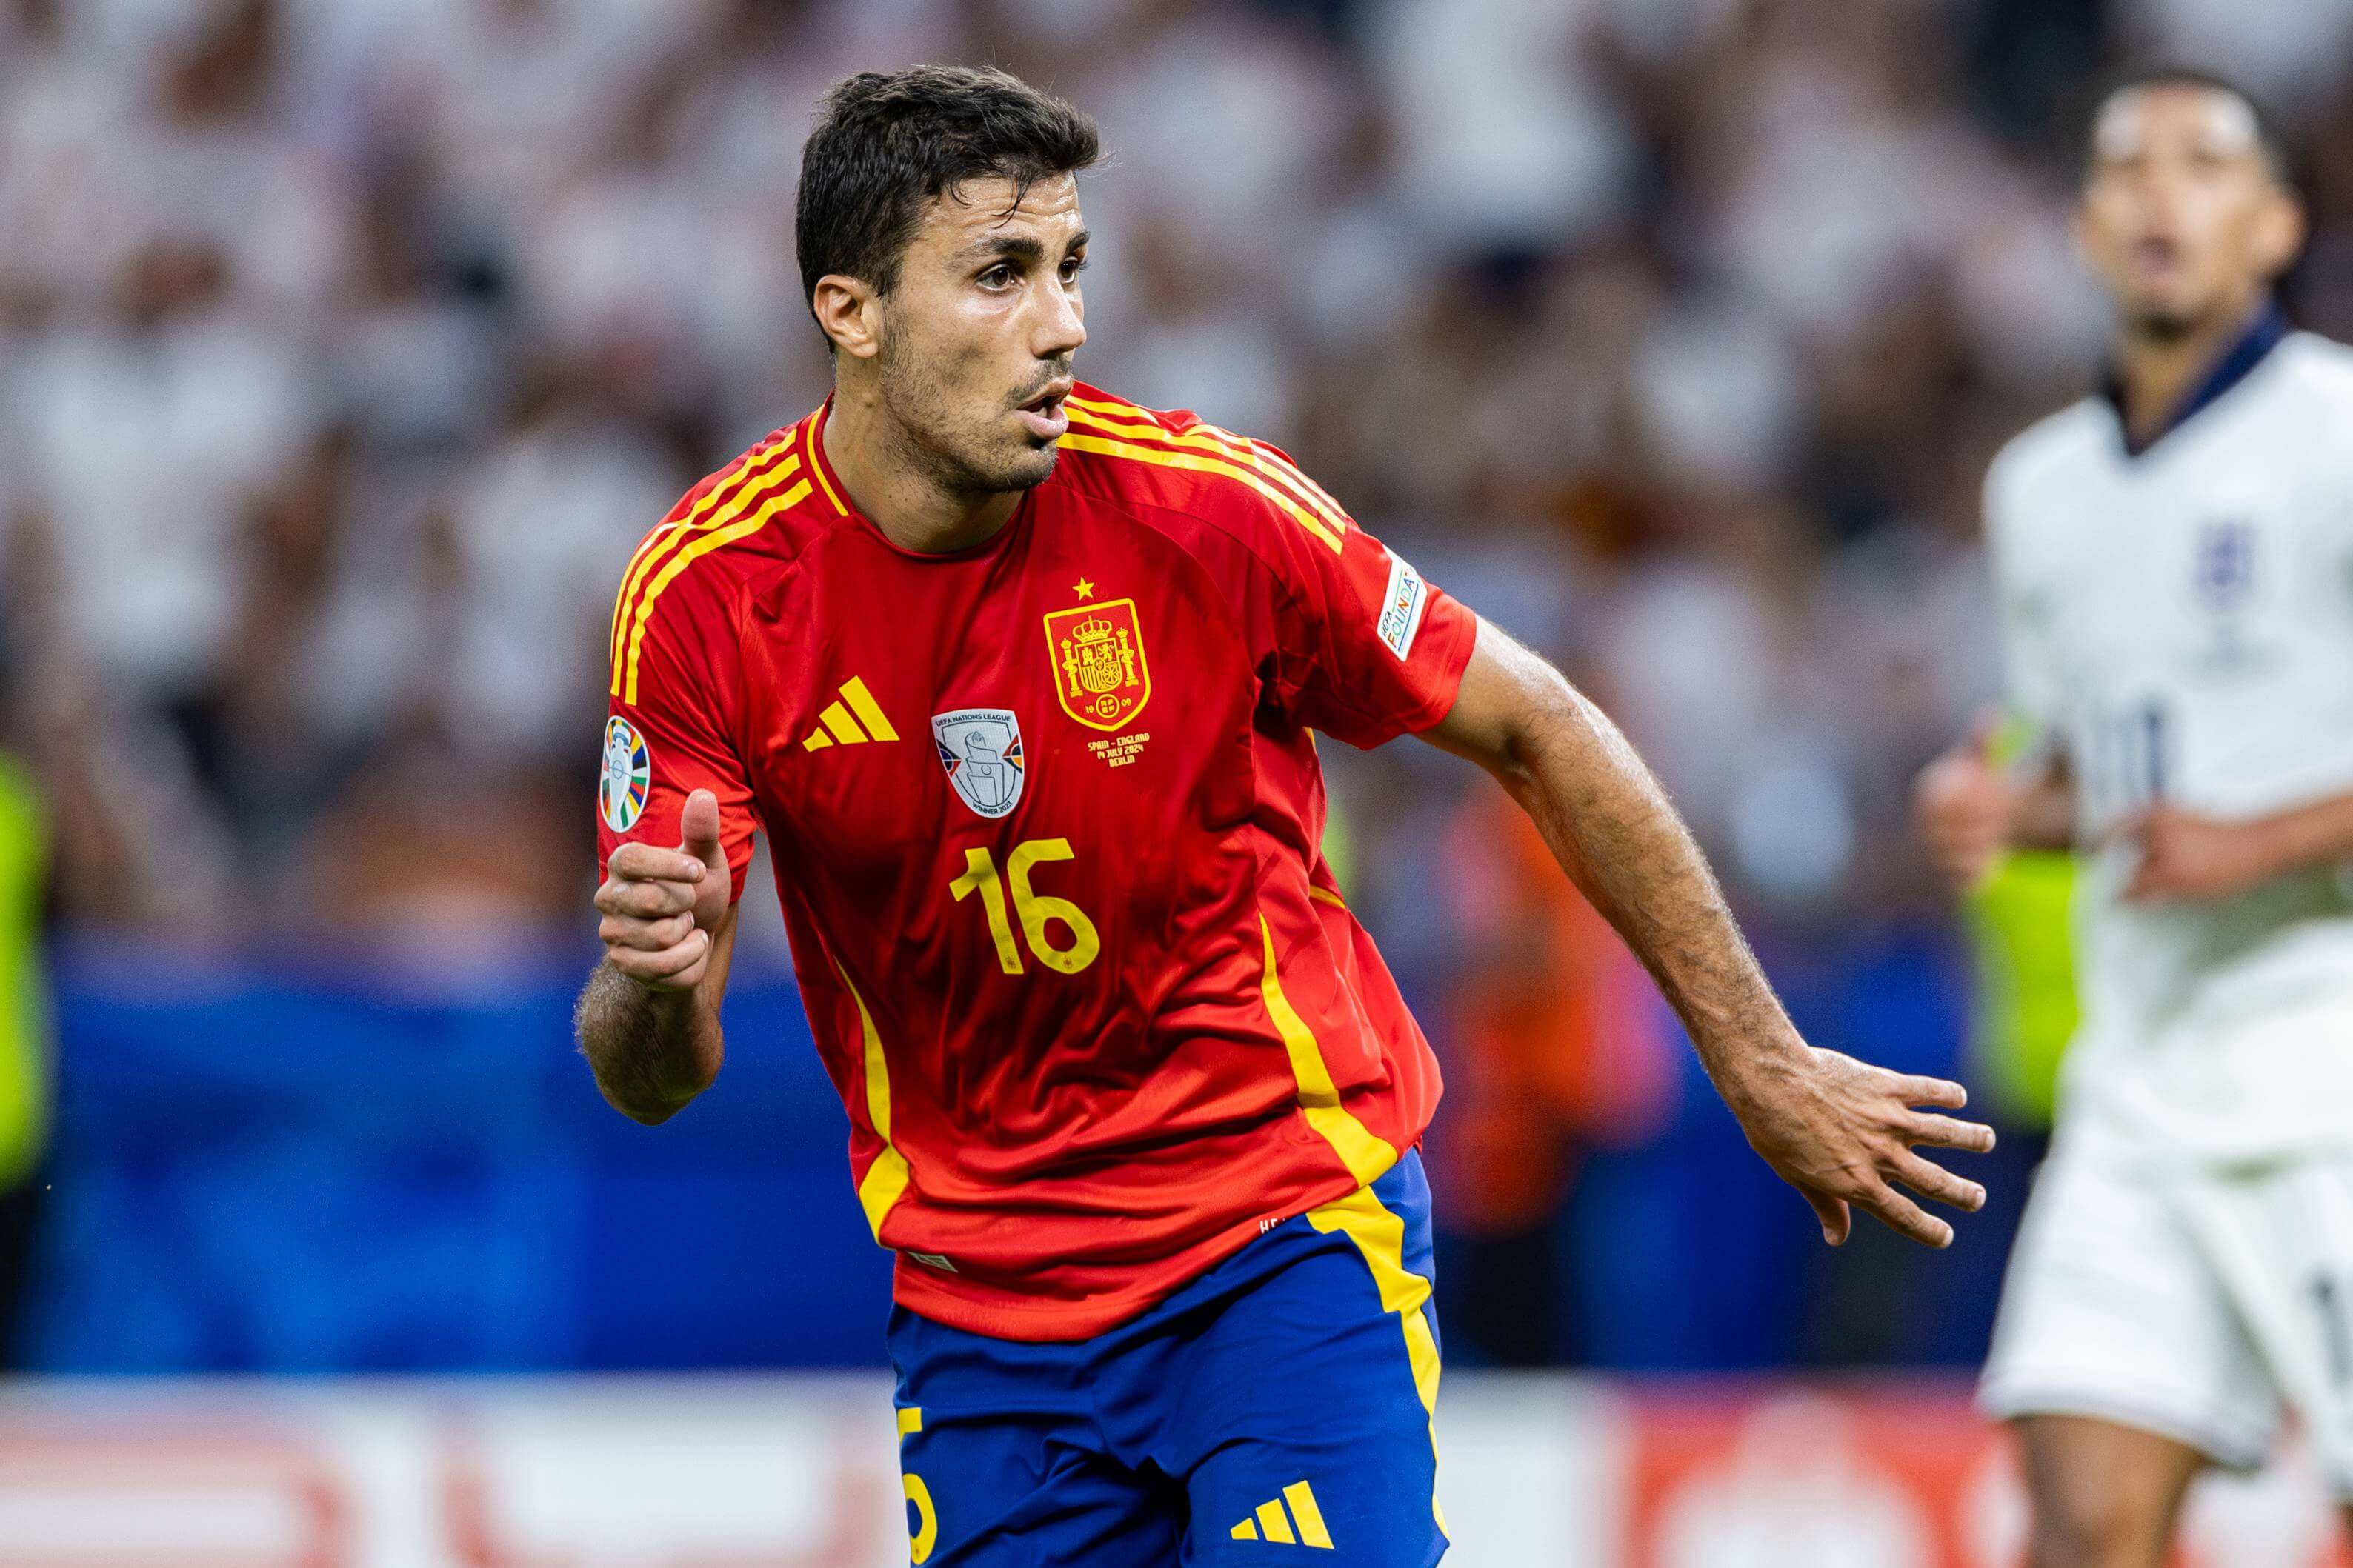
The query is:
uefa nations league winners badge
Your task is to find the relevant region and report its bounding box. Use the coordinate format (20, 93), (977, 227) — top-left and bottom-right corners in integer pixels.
(602, 716), (650, 831)
(933, 709), (1025, 819)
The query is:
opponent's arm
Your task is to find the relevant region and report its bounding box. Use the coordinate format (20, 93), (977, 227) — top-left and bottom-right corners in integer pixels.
(1420, 618), (1995, 1248)
(2124, 788), (2353, 903)
(576, 788), (737, 1124)
(1914, 713), (2076, 888)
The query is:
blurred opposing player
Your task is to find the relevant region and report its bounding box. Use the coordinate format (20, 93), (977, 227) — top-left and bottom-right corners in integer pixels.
(580, 66), (1993, 1567)
(1918, 68), (2353, 1568)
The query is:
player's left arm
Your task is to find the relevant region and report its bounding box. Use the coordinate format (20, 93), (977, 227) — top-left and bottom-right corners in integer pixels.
(2123, 790), (2353, 903)
(1420, 617), (1997, 1249)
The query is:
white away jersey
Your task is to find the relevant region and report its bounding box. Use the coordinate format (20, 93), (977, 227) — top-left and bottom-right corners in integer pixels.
(1988, 330), (2353, 1161)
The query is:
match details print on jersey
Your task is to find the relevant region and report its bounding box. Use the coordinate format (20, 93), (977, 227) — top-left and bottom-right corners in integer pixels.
(595, 384), (1479, 1339)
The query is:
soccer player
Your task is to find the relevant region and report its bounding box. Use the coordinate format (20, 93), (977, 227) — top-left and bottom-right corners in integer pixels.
(583, 66), (1991, 1567)
(1917, 68), (2353, 1568)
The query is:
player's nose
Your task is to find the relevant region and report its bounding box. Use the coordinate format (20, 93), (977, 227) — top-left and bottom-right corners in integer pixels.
(1034, 279), (1085, 358)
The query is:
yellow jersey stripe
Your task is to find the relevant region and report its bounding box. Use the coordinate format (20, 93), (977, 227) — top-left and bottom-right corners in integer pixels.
(608, 433), (794, 680)
(1230, 1520), (1259, 1541)
(897, 1407), (924, 1437)
(1062, 411), (1350, 548)
(836, 958), (912, 1240)
(1256, 915), (1396, 1185)
(839, 676), (899, 741)
(1306, 886), (1348, 910)
(620, 478), (809, 704)
(610, 450), (802, 690)
(1308, 1181), (1446, 1532)
(1283, 1483), (1334, 1549)
(1060, 431), (1345, 555)
(808, 402), (851, 516)
(1255, 1501), (1296, 1545)
(1063, 395), (1353, 542)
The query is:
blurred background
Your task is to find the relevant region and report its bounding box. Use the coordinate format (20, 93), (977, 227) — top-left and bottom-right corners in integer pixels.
(4, 0), (2353, 1561)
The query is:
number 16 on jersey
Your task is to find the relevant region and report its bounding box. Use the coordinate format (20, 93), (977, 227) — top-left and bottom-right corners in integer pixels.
(950, 838), (1101, 975)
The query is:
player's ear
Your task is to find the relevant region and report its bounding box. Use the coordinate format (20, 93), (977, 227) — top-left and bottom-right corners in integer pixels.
(812, 274), (883, 361)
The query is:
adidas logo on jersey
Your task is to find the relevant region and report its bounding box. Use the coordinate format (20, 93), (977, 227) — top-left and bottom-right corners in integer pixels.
(802, 677), (899, 750)
(1228, 1481), (1334, 1549)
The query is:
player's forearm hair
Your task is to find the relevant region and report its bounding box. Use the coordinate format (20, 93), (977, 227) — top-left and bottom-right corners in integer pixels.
(573, 961), (728, 1125)
(1425, 621), (1807, 1094)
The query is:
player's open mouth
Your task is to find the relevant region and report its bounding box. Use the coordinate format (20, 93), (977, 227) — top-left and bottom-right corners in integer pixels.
(1017, 384), (1072, 441)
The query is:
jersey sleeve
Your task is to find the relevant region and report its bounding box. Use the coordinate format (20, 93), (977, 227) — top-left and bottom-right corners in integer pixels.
(597, 555), (759, 902)
(1230, 444), (1480, 749)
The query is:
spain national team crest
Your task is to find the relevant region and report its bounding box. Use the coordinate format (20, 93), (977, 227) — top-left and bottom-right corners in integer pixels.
(933, 708), (1026, 819)
(601, 715), (651, 832)
(1044, 598), (1151, 732)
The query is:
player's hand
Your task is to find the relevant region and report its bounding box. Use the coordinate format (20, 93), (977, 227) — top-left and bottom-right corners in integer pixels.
(594, 789), (731, 992)
(1914, 709), (2017, 890)
(2121, 805), (2280, 904)
(1728, 1045), (1997, 1249)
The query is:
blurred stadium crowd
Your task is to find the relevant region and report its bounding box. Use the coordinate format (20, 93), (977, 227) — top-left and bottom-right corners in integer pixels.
(8, 0), (2353, 1365)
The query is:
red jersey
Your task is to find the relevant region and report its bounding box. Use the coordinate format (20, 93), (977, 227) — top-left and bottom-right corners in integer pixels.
(596, 384), (1478, 1340)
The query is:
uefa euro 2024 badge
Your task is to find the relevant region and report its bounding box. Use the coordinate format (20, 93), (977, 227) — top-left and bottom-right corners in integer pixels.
(602, 716), (651, 831)
(933, 708), (1025, 819)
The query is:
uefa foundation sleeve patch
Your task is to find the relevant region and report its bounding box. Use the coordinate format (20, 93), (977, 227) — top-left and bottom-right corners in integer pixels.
(602, 716), (651, 831)
(1377, 550), (1428, 661)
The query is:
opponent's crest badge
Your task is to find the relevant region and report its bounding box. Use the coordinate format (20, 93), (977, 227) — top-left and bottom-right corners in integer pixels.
(933, 708), (1026, 819)
(601, 716), (651, 832)
(1045, 598), (1151, 732)
(2194, 518), (2256, 614)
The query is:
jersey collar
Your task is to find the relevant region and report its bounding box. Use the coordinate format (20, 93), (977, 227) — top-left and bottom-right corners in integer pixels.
(2101, 301), (2289, 460)
(803, 396), (855, 518)
(803, 392), (1037, 561)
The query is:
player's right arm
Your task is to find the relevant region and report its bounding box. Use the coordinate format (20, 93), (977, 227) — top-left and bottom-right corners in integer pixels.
(577, 517), (762, 1125)
(578, 790), (739, 1124)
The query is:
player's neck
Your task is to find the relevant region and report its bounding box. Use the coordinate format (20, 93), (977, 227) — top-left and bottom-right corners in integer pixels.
(2113, 293), (2273, 448)
(822, 388), (1023, 556)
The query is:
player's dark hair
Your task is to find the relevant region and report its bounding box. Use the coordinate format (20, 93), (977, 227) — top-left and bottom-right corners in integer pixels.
(2084, 66), (2294, 187)
(796, 65), (1099, 334)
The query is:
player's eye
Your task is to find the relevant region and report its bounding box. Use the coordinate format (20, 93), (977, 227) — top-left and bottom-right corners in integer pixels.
(1060, 254), (1088, 284)
(979, 263), (1016, 289)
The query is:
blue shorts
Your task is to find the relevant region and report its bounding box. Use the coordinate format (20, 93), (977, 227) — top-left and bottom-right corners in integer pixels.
(888, 1150), (1447, 1567)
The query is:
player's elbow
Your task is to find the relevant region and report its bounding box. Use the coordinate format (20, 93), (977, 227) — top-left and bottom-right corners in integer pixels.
(1488, 653), (1588, 781)
(602, 1084), (693, 1126)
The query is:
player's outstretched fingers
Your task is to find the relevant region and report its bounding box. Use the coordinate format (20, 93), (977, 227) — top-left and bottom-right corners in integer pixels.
(1906, 1112), (1997, 1154)
(1855, 1179), (1954, 1249)
(1889, 1149), (1987, 1212)
(1805, 1187), (1852, 1247)
(1891, 1074), (1969, 1110)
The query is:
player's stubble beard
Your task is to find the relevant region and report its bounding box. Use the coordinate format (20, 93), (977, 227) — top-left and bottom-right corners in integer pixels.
(875, 312), (1066, 503)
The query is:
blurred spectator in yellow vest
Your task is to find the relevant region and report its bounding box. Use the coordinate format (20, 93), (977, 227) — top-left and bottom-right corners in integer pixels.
(1961, 713), (2078, 1133)
(0, 743), (49, 1364)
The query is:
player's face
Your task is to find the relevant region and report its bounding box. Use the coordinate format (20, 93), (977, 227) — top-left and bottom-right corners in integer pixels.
(876, 173), (1088, 495)
(2077, 85), (2303, 340)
